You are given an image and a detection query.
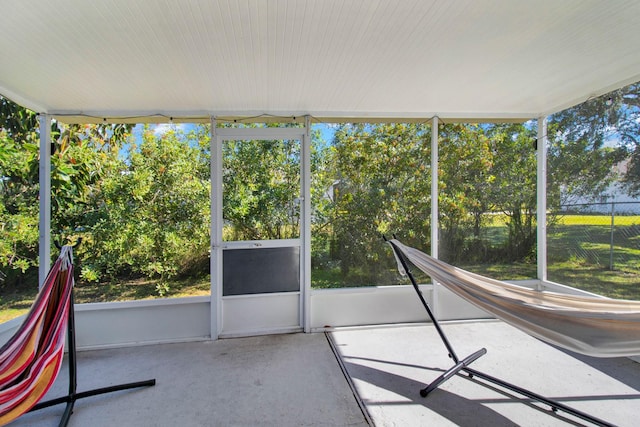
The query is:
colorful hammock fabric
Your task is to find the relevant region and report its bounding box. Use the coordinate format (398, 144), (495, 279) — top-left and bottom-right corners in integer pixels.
(0, 246), (74, 426)
(390, 239), (640, 357)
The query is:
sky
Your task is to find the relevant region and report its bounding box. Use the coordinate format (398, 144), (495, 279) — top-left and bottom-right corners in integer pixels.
(132, 122), (336, 144)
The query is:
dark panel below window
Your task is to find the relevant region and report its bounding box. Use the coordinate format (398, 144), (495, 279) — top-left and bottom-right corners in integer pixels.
(223, 247), (300, 296)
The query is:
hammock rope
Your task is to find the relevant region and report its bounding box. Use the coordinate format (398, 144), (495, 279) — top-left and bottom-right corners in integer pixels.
(389, 239), (640, 357)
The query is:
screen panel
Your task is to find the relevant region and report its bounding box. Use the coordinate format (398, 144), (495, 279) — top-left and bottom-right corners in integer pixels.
(223, 247), (300, 296)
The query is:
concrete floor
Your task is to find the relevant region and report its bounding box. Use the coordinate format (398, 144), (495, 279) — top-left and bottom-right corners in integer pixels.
(13, 333), (367, 427)
(330, 321), (640, 427)
(10, 320), (640, 427)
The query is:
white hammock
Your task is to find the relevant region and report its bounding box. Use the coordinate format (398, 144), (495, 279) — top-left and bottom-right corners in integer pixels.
(390, 239), (640, 357)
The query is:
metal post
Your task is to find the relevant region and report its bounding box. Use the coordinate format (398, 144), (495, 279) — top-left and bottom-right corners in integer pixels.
(302, 116), (312, 332)
(609, 198), (615, 270)
(430, 117), (440, 316)
(431, 117), (439, 259)
(536, 117), (548, 287)
(210, 117), (221, 340)
(38, 114), (52, 288)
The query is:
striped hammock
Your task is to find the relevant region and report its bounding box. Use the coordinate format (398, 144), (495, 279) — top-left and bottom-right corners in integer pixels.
(0, 246), (74, 426)
(389, 239), (640, 358)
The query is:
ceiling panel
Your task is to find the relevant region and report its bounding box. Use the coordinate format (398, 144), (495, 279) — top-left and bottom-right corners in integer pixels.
(1, 0), (639, 122)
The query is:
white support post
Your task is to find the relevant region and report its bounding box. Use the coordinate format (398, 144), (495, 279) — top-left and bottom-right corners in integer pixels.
(430, 116), (440, 316)
(302, 116), (312, 333)
(536, 117), (548, 286)
(38, 114), (51, 288)
(431, 117), (439, 259)
(210, 117), (221, 339)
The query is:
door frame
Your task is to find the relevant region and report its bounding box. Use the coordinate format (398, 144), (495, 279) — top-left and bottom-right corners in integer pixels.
(209, 120), (311, 338)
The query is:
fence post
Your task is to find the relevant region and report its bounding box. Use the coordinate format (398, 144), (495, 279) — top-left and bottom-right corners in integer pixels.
(609, 199), (615, 270)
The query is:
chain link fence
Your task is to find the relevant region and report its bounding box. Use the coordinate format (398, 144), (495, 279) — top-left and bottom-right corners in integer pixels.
(547, 201), (640, 299)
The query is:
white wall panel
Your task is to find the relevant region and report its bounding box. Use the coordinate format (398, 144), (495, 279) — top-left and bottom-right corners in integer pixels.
(74, 296), (210, 350)
(221, 293), (301, 337)
(310, 286), (434, 329)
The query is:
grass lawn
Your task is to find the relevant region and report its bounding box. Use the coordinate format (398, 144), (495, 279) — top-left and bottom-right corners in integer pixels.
(547, 214), (640, 298)
(312, 214), (640, 299)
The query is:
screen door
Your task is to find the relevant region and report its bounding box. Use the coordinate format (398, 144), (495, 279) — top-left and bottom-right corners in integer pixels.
(212, 128), (305, 336)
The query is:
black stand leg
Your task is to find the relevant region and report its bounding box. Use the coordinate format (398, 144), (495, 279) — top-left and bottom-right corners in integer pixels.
(421, 348), (486, 397)
(29, 288), (155, 427)
(385, 238), (614, 427)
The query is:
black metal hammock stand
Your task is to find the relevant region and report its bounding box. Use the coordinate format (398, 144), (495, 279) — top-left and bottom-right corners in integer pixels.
(385, 237), (614, 427)
(28, 241), (156, 427)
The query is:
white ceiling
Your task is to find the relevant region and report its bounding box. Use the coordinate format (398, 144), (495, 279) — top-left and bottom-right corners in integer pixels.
(1, 0), (640, 123)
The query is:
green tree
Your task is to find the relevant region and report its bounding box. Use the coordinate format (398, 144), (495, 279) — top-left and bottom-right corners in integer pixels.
(0, 98), (42, 284)
(84, 125), (210, 292)
(0, 97), (132, 286)
(547, 83), (637, 202)
(328, 123), (431, 283)
(223, 137), (300, 240)
(438, 124), (495, 262)
(486, 123), (538, 261)
(0, 131), (39, 283)
(0, 97), (39, 142)
(325, 122), (538, 272)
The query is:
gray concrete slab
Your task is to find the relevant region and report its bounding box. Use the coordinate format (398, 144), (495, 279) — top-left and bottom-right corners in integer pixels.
(12, 334), (368, 427)
(329, 321), (640, 427)
(9, 321), (640, 427)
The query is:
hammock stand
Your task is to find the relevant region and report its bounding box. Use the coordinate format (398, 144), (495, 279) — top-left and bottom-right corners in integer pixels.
(385, 238), (613, 427)
(26, 242), (156, 427)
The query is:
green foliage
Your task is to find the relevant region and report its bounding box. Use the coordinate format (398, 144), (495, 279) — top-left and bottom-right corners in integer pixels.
(0, 97), (39, 142)
(320, 123), (431, 283)
(484, 124), (538, 261)
(1, 98), (211, 296)
(223, 136), (300, 240)
(0, 130), (40, 283)
(0, 97), (136, 287)
(548, 83), (637, 200)
(84, 125), (211, 290)
(3, 83), (640, 300)
(80, 264), (100, 283)
(317, 122), (539, 284)
(438, 124), (496, 261)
